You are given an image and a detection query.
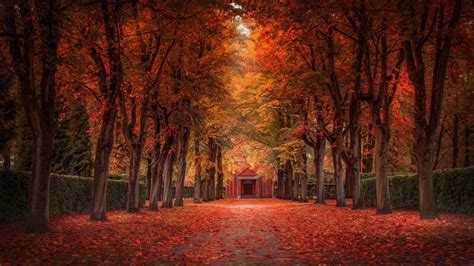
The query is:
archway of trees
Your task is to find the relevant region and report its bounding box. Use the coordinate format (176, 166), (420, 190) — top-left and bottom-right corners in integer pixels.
(0, 0), (472, 250)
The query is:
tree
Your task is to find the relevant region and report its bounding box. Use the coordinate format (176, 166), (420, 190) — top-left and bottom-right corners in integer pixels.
(193, 134), (202, 203)
(52, 98), (93, 177)
(5, 0), (62, 233)
(401, 0), (462, 219)
(89, 0), (124, 220)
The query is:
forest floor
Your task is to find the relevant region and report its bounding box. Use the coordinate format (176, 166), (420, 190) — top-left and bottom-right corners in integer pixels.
(0, 199), (473, 264)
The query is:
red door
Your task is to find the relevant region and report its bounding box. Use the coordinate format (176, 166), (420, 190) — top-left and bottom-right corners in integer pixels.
(242, 180), (254, 196)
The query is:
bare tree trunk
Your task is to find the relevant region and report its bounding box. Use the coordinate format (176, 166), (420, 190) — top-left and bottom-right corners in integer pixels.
(175, 127), (190, 206)
(193, 135), (202, 203)
(314, 137), (326, 204)
(162, 149), (176, 208)
(331, 146), (345, 207)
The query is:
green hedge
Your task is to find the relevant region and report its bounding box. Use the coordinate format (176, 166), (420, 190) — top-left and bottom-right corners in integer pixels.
(362, 167), (474, 213)
(109, 173), (146, 182)
(0, 171), (145, 223)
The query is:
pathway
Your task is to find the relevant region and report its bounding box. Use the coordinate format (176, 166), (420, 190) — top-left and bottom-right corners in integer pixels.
(0, 199), (473, 264)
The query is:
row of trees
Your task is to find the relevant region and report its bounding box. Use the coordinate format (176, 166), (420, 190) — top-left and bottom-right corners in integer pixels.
(241, 0), (470, 219)
(1, 0), (239, 233)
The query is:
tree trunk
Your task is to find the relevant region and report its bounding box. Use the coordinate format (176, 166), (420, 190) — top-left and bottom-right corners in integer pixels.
(331, 146), (345, 207)
(202, 173), (209, 202)
(374, 130), (391, 214)
(216, 145), (224, 199)
(27, 131), (55, 233)
(363, 123), (375, 173)
(350, 129), (363, 209)
(2, 144), (11, 171)
(210, 174), (216, 200)
(452, 114), (459, 168)
(277, 165), (284, 198)
(162, 149), (176, 208)
(292, 170), (300, 201)
(193, 135), (202, 203)
(146, 156), (151, 200)
(284, 160), (293, 200)
(314, 137), (326, 204)
(91, 104), (117, 220)
(149, 134), (172, 211)
(433, 122), (445, 170)
(126, 146), (142, 212)
(206, 138), (217, 201)
(465, 126), (472, 167)
(300, 153), (308, 202)
(175, 127), (190, 206)
(417, 139), (437, 219)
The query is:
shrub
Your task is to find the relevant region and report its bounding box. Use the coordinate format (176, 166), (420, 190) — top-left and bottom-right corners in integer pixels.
(0, 171), (146, 223)
(362, 167), (474, 213)
(361, 173), (375, 180)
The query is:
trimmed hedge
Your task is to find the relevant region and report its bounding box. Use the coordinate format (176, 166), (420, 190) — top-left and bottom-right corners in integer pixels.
(362, 167), (474, 213)
(0, 171), (145, 223)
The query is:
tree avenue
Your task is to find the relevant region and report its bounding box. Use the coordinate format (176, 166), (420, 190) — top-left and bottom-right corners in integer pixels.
(0, 0), (472, 241)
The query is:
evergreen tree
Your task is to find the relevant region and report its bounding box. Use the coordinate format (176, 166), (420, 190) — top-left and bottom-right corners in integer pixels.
(14, 98), (93, 176)
(52, 98), (93, 176)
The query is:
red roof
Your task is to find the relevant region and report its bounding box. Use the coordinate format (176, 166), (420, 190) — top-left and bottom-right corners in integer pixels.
(236, 167), (258, 177)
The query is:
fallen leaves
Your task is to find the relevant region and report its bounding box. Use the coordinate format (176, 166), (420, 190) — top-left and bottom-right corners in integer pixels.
(0, 199), (473, 264)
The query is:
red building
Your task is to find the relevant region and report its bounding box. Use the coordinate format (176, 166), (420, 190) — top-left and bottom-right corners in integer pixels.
(226, 166), (273, 198)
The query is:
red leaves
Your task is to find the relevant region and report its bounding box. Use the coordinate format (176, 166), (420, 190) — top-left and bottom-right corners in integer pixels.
(0, 199), (472, 264)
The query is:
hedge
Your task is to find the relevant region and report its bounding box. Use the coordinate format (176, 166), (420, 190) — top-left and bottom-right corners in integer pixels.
(0, 171), (145, 223)
(362, 167), (474, 213)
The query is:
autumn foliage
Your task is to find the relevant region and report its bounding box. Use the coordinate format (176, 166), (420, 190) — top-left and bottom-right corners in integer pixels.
(0, 0), (473, 264)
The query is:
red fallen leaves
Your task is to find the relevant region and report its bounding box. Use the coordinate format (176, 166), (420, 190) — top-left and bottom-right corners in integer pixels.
(0, 199), (473, 264)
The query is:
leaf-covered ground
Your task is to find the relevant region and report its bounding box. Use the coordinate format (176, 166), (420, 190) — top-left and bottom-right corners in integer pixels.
(1, 199), (473, 264)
